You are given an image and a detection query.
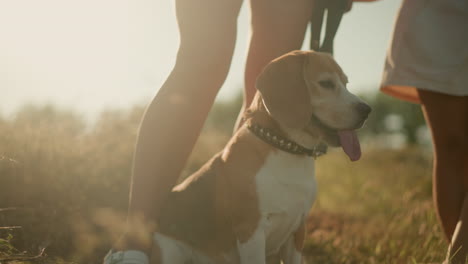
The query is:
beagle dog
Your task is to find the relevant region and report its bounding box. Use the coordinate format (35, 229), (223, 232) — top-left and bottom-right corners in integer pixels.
(151, 50), (370, 264)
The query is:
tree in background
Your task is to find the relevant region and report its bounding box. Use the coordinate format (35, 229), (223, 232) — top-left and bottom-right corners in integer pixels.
(359, 92), (427, 146)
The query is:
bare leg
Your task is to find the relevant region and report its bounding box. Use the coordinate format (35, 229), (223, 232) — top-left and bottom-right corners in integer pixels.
(447, 194), (468, 264)
(418, 90), (468, 263)
(116, 0), (243, 253)
(234, 0), (314, 131)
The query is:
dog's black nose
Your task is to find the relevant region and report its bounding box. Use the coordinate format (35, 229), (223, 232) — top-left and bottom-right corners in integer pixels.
(356, 103), (372, 117)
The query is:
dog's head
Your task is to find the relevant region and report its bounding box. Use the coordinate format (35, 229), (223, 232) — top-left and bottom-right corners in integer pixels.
(256, 50), (371, 161)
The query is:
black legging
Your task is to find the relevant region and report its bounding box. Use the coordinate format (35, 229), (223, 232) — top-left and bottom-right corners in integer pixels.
(310, 0), (347, 54)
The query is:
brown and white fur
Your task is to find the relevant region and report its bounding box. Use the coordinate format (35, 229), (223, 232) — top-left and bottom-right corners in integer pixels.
(151, 50), (371, 264)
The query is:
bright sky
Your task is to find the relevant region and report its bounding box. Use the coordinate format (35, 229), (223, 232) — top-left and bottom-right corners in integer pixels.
(0, 0), (402, 119)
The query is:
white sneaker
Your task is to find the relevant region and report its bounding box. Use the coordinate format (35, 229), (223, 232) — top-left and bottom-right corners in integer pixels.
(103, 250), (149, 264)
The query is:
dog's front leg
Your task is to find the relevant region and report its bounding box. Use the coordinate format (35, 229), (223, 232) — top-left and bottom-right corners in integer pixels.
(280, 219), (305, 264)
(237, 226), (267, 264)
(280, 235), (302, 264)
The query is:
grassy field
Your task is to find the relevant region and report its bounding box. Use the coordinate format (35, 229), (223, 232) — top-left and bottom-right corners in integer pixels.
(0, 104), (449, 263)
(305, 147), (445, 264)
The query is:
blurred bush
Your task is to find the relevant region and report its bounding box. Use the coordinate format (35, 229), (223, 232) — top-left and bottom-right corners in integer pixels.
(358, 92), (427, 146)
(0, 97), (242, 262)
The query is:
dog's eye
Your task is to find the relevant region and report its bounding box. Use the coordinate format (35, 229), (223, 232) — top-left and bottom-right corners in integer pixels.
(319, 80), (335, 90)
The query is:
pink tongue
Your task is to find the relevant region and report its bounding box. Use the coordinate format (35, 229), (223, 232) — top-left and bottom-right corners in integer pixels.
(338, 130), (361, 162)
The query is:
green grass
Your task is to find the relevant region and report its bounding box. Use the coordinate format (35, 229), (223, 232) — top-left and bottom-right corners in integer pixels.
(304, 147), (446, 264)
(0, 104), (450, 263)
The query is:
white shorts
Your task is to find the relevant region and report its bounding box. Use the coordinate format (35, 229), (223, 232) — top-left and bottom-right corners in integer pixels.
(381, 0), (468, 103)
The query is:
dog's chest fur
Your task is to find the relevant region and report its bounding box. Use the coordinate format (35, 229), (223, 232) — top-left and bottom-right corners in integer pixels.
(156, 129), (318, 262)
(255, 151), (317, 255)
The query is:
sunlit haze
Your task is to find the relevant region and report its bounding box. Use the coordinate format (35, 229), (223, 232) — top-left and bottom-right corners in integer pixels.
(0, 0), (402, 119)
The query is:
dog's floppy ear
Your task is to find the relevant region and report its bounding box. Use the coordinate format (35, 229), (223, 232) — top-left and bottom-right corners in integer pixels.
(256, 51), (312, 129)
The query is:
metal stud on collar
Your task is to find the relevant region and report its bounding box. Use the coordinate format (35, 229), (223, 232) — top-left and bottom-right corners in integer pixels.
(247, 123), (327, 158)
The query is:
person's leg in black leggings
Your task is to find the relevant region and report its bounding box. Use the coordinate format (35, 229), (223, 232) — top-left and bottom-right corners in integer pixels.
(310, 0), (325, 52)
(320, 0), (347, 54)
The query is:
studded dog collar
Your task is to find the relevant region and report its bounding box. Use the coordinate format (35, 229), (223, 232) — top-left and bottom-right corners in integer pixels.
(247, 123), (327, 158)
